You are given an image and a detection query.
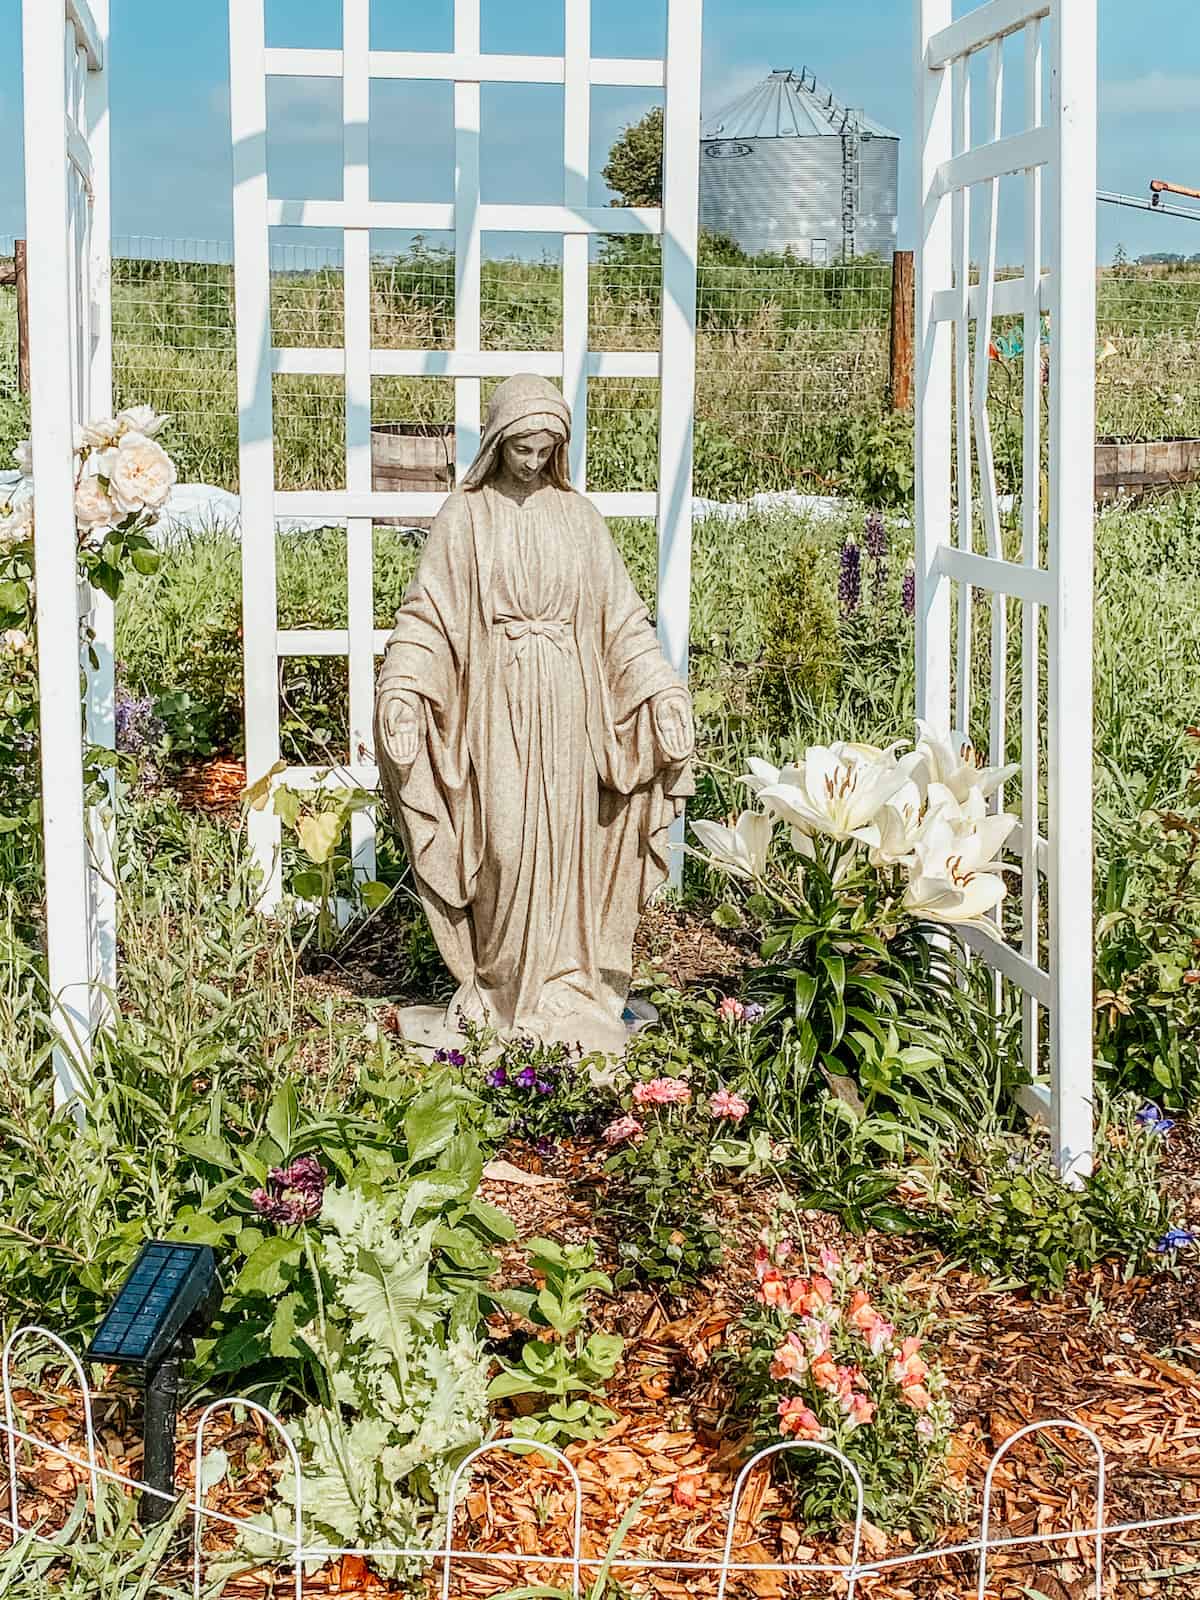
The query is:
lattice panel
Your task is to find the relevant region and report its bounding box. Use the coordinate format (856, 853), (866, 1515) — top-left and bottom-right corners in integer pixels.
(22, 0), (113, 1105)
(231, 0), (702, 903)
(914, 0), (1096, 1178)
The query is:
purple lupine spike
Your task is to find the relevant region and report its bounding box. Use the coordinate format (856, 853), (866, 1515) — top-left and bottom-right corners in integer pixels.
(864, 510), (886, 564)
(838, 536), (861, 617)
(901, 560), (916, 618)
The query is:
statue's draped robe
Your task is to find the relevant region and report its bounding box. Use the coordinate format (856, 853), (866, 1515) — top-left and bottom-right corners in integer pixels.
(375, 483), (693, 1050)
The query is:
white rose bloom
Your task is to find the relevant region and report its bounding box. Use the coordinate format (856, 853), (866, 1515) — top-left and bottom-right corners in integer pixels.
(78, 416), (123, 450)
(74, 474), (119, 534)
(0, 496), (33, 545)
(116, 404), (169, 438)
(12, 439), (32, 476)
(106, 432), (177, 515)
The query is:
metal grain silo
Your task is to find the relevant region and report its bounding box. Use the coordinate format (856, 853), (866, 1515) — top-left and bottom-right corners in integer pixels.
(700, 68), (899, 261)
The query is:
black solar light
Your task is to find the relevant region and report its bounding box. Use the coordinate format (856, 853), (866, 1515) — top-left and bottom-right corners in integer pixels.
(86, 1241), (221, 1523)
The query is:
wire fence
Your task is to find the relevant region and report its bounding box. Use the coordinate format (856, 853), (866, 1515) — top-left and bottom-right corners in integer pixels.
(5, 1323), (1200, 1597)
(1, 236), (1199, 498)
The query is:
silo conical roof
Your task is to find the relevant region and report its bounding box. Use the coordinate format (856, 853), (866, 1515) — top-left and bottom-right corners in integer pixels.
(702, 67), (898, 141)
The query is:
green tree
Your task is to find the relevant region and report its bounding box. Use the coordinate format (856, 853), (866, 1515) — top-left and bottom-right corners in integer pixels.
(603, 106), (664, 207)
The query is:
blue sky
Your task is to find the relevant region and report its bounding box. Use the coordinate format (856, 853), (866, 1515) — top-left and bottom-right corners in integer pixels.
(2, 0), (1199, 263)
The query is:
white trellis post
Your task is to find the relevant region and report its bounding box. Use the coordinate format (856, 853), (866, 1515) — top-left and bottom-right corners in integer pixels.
(232, 0), (703, 907)
(914, 0), (1096, 1181)
(21, 0), (113, 1113)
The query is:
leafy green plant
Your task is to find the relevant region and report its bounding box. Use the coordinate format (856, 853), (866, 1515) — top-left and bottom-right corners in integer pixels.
(757, 533), (842, 723)
(595, 1103), (727, 1290)
(490, 1236), (624, 1447)
(243, 768), (390, 949)
(837, 411), (914, 509)
(915, 1096), (1174, 1290)
(236, 1179), (494, 1579)
(1094, 756), (1200, 1106)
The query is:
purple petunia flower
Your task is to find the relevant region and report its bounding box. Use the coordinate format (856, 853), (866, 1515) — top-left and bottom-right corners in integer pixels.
(485, 1065), (507, 1089)
(1153, 1227), (1198, 1253)
(515, 1066), (537, 1090)
(838, 536), (861, 617)
(251, 1154), (326, 1226)
(536, 1080), (552, 1095)
(434, 1047), (467, 1068)
(1135, 1102), (1176, 1135)
(743, 1002), (765, 1024)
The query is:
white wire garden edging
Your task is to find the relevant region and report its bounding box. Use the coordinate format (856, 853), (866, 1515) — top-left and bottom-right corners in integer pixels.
(3, 1327), (1196, 1595)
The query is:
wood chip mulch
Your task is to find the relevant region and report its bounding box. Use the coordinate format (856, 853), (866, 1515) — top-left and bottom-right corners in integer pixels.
(7, 1171), (1200, 1599)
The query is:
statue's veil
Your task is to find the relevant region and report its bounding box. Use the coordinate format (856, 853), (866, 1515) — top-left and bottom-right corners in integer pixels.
(459, 373), (573, 491)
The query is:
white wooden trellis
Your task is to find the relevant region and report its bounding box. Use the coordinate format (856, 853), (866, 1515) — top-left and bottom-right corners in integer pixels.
(21, 0), (114, 1111)
(914, 0), (1097, 1179)
(230, 0), (702, 906)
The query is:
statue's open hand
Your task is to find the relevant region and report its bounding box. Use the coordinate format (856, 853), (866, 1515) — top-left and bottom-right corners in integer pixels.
(651, 688), (694, 764)
(379, 690), (423, 770)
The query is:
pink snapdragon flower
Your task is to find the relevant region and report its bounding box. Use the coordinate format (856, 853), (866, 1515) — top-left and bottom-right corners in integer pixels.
(632, 1077), (692, 1107)
(710, 1088), (750, 1122)
(777, 1398), (826, 1441)
(844, 1392), (877, 1430)
(769, 1332), (809, 1382)
(716, 996), (746, 1023)
(847, 1289), (895, 1354)
(603, 1113), (645, 1146)
(892, 1335), (933, 1412)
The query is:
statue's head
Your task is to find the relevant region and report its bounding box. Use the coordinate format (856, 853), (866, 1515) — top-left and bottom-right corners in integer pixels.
(461, 375), (572, 493)
(501, 428), (562, 488)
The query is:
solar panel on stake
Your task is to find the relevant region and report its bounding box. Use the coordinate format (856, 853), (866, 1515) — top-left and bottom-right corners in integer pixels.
(86, 1242), (221, 1523)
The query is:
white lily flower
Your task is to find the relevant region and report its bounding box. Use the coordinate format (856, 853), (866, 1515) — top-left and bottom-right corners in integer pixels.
(868, 778), (926, 867)
(690, 810), (774, 880)
(758, 744), (918, 851)
(902, 789), (1019, 931)
(742, 756), (807, 797)
(913, 719), (1018, 804)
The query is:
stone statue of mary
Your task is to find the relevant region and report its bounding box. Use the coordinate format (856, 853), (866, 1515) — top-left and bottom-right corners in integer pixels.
(374, 375), (694, 1056)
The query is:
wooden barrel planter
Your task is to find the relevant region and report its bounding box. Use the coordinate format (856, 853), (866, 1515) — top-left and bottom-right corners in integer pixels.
(1095, 437), (1200, 503)
(371, 422), (454, 527)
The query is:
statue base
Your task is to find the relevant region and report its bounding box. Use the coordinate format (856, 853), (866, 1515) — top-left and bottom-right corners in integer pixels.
(393, 996), (658, 1064)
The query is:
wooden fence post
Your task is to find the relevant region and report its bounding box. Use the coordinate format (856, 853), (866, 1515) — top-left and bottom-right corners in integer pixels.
(15, 239), (30, 396)
(889, 247), (914, 410)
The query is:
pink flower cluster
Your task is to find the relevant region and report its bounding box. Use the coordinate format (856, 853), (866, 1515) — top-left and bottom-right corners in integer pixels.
(715, 995), (765, 1025)
(602, 1113), (644, 1146)
(754, 1236), (939, 1442)
(710, 1088), (750, 1122)
(632, 1077), (692, 1107)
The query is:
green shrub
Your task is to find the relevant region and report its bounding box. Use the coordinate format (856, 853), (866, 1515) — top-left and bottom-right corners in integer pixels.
(757, 534), (843, 721)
